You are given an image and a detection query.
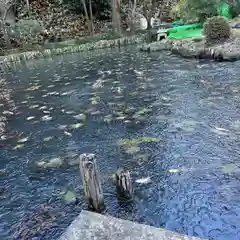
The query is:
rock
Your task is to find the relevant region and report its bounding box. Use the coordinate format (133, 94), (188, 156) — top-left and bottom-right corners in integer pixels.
(139, 39), (172, 52)
(59, 210), (201, 240)
(171, 37), (240, 61)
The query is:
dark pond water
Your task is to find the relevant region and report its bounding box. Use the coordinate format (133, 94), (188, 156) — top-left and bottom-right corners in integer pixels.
(1, 48), (240, 240)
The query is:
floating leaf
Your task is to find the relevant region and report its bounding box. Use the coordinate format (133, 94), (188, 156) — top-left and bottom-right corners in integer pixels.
(43, 110), (50, 114)
(43, 136), (53, 142)
(36, 161), (47, 168)
(231, 120), (240, 130)
(73, 113), (86, 121)
(222, 163), (238, 174)
(129, 91), (137, 97)
(61, 91), (74, 96)
(90, 96), (100, 105)
(119, 137), (160, 147)
(103, 115), (113, 123)
(41, 115), (53, 121)
(125, 146), (140, 154)
(135, 177), (151, 184)
(17, 137), (29, 143)
(168, 169), (180, 173)
(64, 131), (72, 136)
(211, 127), (229, 136)
(70, 123), (84, 129)
(66, 111), (75, 115)
(58, 125), (67, 130)
(26, 116), (35, 121)
(29, 105), (39, 109)
(60, 190), (76, 203)
(13, 144), (24, 150)
(26, 85), (41, 91)
(46, 157), (64, 168)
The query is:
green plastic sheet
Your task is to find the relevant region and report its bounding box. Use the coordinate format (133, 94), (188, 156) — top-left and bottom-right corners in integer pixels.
(168, 23), (202, 39)
(167, 3), (232, 39)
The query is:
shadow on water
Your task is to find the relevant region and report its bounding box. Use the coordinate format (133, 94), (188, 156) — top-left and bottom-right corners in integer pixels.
(0, 47), (240, 240)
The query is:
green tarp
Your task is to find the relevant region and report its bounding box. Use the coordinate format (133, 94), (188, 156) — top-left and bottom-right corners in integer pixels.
(168, 23), (202, 39)
(167, 3), (232, 39)
(217, 2), (232, 19)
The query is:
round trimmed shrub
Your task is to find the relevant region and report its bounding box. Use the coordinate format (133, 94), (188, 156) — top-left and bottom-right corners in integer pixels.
(203, 16), (231, 41)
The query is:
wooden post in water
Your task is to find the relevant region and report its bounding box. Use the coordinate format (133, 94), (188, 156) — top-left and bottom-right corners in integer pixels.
(113, 168), (133, 200)
(79, 153), (105, 212)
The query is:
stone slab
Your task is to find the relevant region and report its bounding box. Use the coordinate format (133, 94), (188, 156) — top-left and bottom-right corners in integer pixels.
(59, 210), (203, 240)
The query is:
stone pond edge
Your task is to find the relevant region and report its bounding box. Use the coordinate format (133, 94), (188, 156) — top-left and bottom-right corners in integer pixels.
(0, 34), (147, 66)
(138, 38), (240, 62)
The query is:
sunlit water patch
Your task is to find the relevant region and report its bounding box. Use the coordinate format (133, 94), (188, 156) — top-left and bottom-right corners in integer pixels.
(1, 48), (240, 240)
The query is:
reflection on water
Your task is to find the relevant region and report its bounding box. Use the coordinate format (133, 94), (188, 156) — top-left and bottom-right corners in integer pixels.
(1, 48), (240, 240)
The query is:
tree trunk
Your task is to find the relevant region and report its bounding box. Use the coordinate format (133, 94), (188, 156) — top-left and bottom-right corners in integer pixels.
(89, 0), (94, 36)
(81, 0), (92, 36)
(0, 0), (17, 48)
(146, 17), (152, 30)
(111, 0), (121, 35)
(130, 0), (136, 31)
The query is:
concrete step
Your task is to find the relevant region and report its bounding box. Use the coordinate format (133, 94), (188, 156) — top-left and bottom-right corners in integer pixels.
(59, 210), (204, 240)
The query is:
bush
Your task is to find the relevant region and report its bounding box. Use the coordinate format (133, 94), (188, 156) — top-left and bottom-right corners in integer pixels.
(203, 16), (231, 41)
(7, 20), (43, 45)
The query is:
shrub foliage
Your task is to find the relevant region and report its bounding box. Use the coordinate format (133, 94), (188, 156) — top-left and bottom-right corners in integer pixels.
(203, 16), (231, 41)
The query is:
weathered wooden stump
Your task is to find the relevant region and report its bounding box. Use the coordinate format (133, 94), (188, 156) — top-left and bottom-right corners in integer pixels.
(113, 168), (133, 200)
(79, 153), (105, 212)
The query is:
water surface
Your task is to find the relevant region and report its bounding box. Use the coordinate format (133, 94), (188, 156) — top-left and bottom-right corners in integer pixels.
(1, 48), (240, 240)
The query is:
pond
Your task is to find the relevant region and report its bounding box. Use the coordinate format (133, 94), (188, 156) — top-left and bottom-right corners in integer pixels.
(1, 48), (240, 240)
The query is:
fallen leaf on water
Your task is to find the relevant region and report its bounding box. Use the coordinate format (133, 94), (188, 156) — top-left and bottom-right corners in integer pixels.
(43, 110), (50, 114)
(66, 111), (75, 115)
(222, 163), (238, 174)
(46, 157), (64, 168)
(125, 146), (140, 154)
(58, 125), (67, 130)
(26, 116), (35, 121)
(43, 137), (53, 142)
(70, 123), (84, 129)
(29, 105), (39, 109)
(168, 169), (180, 173)
(3, 111), (14, 115)
(135, 177), (151, 184)
(26, 85), (41, 91)
(64, 131), (72, 136)
(36, 161), (47, 168)
(17, 137), (29, 143)
(231, 120), (240, 130)
(13, 144), (25, 150)
(59, 190), (76, 203)
(73, 113), (86, 121)
(41, 115), (53, 121)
